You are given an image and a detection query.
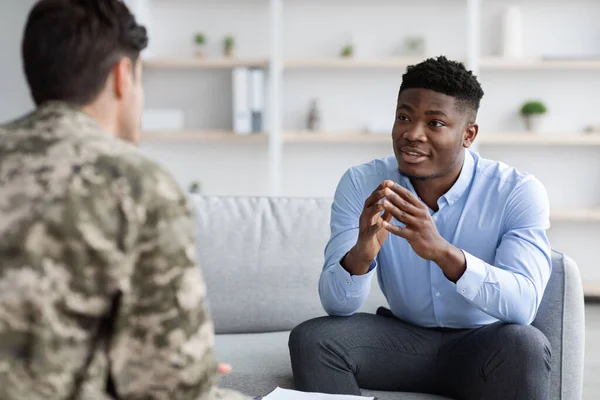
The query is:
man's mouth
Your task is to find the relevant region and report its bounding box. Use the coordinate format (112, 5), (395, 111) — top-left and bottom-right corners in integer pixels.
(400, 147), (429, 164)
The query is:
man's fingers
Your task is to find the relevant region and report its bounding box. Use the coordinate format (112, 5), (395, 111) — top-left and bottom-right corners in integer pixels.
(382, 210), (393, 223)
(364, 187), (386, 208)
(387, 183), (424, 209)
(382, 220), (410, 238)
(365, 203), (385, 226)
(383, 188), (421, 217)
(382, 199), (418, 226)
(364, 180), (397, 209)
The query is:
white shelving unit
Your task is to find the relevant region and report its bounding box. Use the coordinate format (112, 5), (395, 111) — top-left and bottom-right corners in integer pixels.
(144, 130), (600, 146)
(141, 0), (600, 295)
(143, 58), (268, 69)
(480, 57), (600, 71)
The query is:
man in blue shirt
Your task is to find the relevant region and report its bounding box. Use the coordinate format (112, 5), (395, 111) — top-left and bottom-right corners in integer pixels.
(289, 56), (552, 400)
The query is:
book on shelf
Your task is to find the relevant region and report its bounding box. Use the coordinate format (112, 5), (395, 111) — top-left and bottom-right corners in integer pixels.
(233, 67), (265, 135)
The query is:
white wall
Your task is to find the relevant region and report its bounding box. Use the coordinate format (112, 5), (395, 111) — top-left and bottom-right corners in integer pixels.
(0, 0), (35, 122)
(142, 0), (600, 195)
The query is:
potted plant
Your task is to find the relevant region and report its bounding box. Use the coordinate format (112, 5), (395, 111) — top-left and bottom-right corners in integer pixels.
(520, 100), (547, 132)
(194, 33), (206, 58)
(189, 181), (202, 194)
(403, 36), (425, 57)
(224, 35), (235, 57)
(340, 44), (354, 58)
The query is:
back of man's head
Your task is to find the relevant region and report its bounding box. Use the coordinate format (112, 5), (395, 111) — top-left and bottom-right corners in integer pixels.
(22, 0), (148, 107)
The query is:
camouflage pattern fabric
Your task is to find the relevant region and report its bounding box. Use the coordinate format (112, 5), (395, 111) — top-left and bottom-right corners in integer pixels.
(0, 102), (248, 400)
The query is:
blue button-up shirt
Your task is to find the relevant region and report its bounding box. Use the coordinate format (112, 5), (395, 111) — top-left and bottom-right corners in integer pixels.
(319, 149), (552, 328)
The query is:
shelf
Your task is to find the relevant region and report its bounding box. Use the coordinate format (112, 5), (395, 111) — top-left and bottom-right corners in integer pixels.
(283, 132), (600, 146)
(141, 57), (600, 71)
(284, 131), (390, 143)
(281, 57), (600, 70)
(142, 58), (268, 69)
(145, 131), (600, 146)
(143, 130), (267, 142)
(480, 57), (600, 71)
(284, 57), (427, 70)
(478, 133), (600, 145)
(584, 283), (600, 298)
(551, 208), (600, 222)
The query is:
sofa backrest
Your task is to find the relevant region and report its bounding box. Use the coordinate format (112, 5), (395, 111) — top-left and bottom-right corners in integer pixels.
(191, 195), (388, 334)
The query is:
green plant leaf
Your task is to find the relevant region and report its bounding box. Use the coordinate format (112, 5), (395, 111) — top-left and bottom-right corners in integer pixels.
(520, 101), (547, 115)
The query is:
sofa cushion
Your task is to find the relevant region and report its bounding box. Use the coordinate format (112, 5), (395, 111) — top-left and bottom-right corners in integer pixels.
(215, 331), (453, 400)
(192, 196), (388, 334)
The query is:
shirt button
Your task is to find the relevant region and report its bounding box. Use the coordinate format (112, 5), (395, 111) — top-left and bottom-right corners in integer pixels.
(461, 289), (466, 293)
(345, 280), (350, 285)
(435, 292), (441, 297)
(483, 307), (488, 311)
(433, 215), (438, 221)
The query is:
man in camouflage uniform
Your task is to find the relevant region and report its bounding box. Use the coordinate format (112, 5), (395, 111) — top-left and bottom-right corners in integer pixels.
(0, 1), (248, 399)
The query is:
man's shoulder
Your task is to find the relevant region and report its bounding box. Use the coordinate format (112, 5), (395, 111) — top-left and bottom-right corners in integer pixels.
(1, 105), (183, 205)
(472, 151), (546, 200)
(344, 155), (397, 187)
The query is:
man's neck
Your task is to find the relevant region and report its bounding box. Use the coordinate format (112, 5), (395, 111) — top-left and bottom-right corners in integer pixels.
(410, 156), (465, 212)
(81, 100), (118, 138)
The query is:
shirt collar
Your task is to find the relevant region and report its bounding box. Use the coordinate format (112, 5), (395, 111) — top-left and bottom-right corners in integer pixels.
(443, 149), (476, 206)
(399, 149), (476, 209)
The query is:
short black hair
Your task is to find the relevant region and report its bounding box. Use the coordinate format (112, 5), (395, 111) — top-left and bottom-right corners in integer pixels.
(22, 0), (148, 106)
(399, 56), (484, 119)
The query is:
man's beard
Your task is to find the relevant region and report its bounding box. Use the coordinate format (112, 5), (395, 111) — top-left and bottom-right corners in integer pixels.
(398, 147), (464, 182)
(399, 163), (456, 182)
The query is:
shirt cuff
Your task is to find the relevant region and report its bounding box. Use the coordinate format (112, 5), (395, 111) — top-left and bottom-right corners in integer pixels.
(333, 259), (377, 296)
(456, 250), (487, 301)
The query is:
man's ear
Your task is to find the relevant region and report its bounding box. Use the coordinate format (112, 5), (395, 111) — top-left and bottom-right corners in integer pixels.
(112, 57), (134, 100)
(463, 123), (478, 148)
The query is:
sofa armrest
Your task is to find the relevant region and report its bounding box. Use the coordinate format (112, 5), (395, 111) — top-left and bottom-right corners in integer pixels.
(533, 251), (585, 400)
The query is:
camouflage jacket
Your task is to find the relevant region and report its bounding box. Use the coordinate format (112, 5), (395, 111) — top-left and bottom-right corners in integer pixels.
(0, 102), (248, 400)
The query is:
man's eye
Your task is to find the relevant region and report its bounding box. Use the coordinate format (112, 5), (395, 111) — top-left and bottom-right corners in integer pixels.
(429, 120), (445, 127)
(397, 115), (410, 121)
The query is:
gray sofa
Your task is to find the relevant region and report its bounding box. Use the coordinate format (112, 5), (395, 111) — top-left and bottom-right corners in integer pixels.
(192, 195), (585, 400)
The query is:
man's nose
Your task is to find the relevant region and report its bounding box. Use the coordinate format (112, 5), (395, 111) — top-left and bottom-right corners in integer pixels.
(402, 123), (427, 142)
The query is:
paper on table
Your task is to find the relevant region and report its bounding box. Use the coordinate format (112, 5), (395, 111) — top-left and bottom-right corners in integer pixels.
(263, 387), (374, 400)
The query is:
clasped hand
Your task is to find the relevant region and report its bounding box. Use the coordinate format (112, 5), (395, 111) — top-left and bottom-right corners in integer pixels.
(373, 180), (449, 262)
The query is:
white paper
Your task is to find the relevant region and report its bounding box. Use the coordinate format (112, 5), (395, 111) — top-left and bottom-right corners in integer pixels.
(263, 387), (374, 400)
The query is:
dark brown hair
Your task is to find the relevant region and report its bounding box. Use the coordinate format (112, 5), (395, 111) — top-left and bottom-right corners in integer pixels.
(22, 0), (148, 106)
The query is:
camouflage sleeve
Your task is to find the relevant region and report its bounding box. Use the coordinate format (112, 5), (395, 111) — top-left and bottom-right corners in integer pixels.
(109, 166), (249, 400)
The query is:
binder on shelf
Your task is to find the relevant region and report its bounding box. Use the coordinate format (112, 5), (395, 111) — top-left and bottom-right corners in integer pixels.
(249, 68), (265, 133)
(232, 67), (252, 135)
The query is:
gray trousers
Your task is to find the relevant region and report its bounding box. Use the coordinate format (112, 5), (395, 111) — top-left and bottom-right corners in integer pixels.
(288, 309), (551, 400)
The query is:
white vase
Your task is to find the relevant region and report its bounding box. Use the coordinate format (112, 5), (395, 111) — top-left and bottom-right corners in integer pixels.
(524, 115), (545, 133)
(502, 6), (524, 59)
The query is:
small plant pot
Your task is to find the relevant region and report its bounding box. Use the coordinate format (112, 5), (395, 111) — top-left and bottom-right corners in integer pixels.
(224, 48), (234, 58)
(195, 48), (205, 58)
(523, 114), (545, 133)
